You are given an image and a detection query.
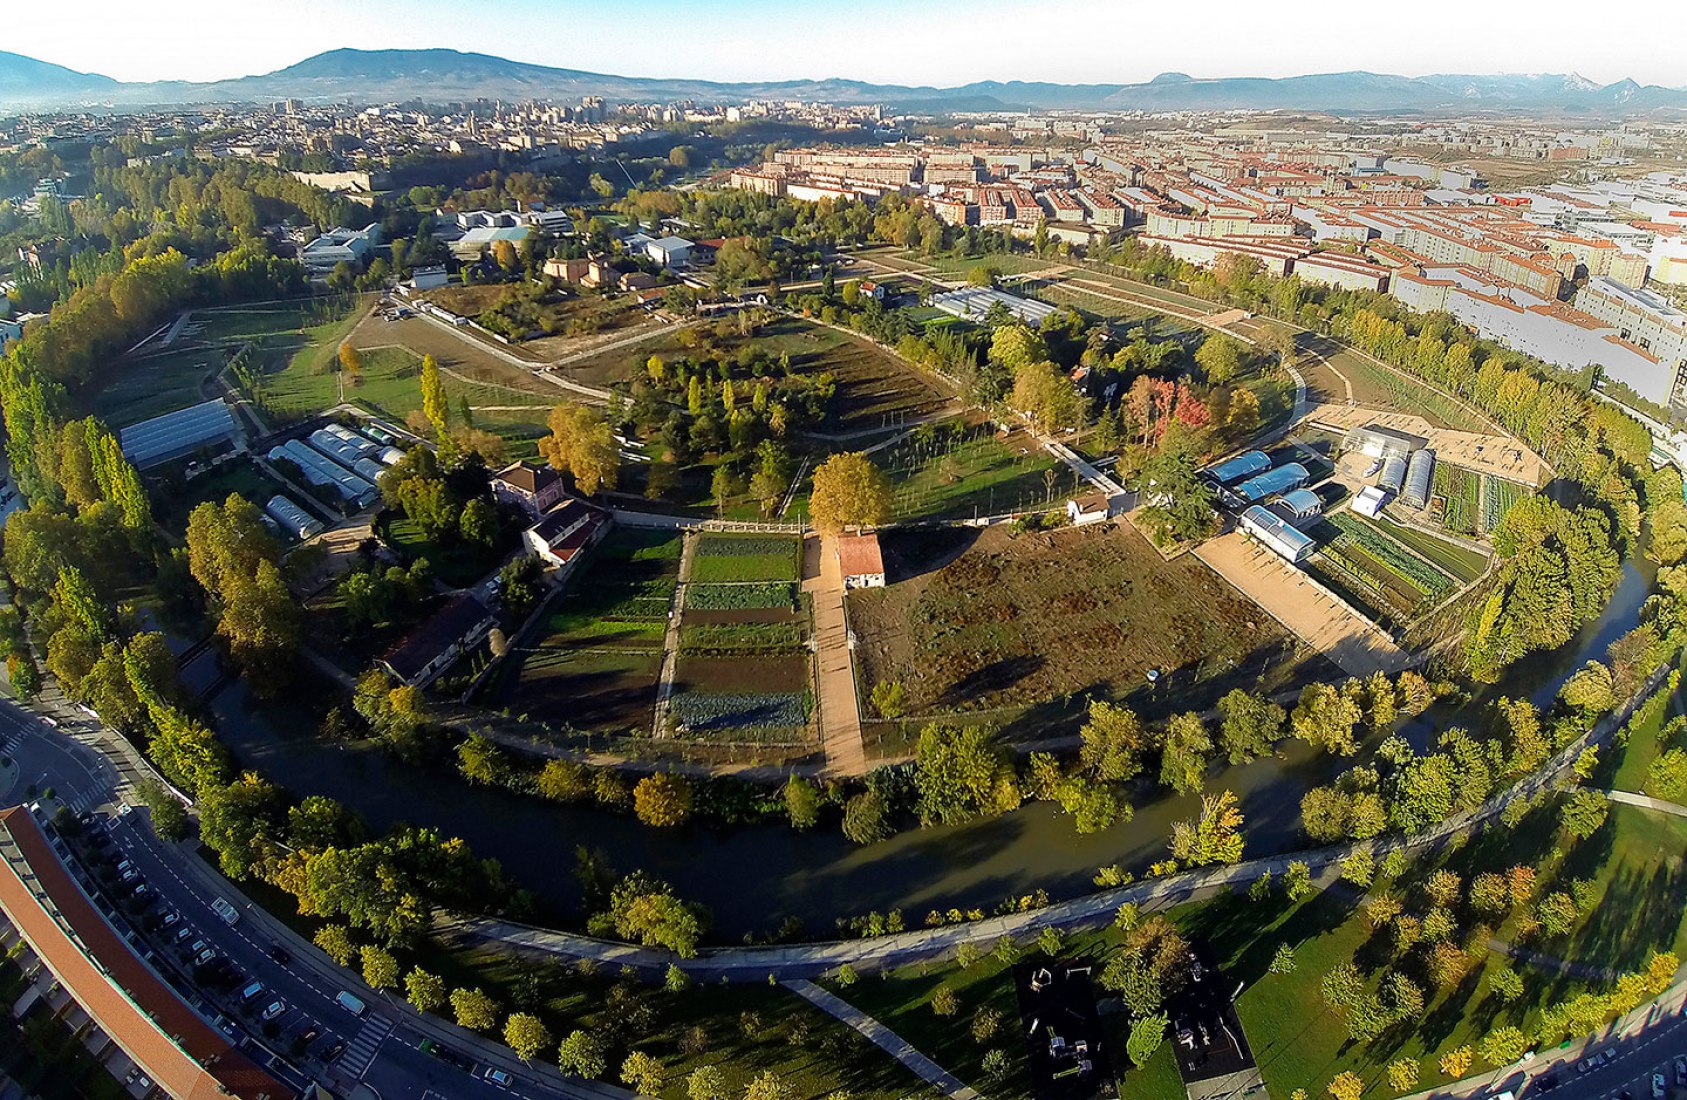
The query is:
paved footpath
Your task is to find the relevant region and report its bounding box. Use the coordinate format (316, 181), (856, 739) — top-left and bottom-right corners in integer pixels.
(785, 979), (979, 1100)
(806, 534), (867, 775)
(1600, 788), (1687, 818)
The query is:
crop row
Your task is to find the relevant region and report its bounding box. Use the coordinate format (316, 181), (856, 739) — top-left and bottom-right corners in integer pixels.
(678, 622), (804, 657)
(685, 582), (798, 611)
(689, 553), (801, 584)
(695, 535), (801, 558)
(1329, 513), (1454, 598)
(669, 691), (812, 732)
(1318, 547), (1420, 619)
(1433, 464), (1479, 535)
(1484, 476), (1528, 533)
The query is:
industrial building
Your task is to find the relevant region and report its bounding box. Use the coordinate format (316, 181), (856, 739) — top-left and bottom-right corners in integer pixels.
(1240, 505), (1316, 563)
(118, 399), (241, 469)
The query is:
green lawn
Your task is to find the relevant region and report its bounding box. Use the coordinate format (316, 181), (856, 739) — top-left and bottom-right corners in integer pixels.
(381, 514), (510, 588)
(87, 346), (224, 427)
(816, 425), (1067, 522)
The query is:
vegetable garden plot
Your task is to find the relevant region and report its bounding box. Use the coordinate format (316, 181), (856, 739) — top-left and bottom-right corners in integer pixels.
(690, 535), (802, 583)
(1484, 476), (1529, 534)
(685, 582), (798, 610)
(1432, 463), (1479, 535)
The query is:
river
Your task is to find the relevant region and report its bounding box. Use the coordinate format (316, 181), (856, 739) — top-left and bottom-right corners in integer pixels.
(207, 558), (1656, 939)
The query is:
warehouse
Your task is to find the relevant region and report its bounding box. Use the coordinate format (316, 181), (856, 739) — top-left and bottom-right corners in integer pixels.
(118, 399), (241, 469)
(1240, 504), (1316, 563)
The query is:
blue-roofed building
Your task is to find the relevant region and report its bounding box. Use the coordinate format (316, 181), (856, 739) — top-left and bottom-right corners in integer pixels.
(118, 399), (241, 469)
(1206, 449), (1272, 485)
(1235, 462), (1310, 504)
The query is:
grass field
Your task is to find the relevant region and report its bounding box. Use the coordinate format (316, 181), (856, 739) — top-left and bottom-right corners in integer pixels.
(864, 422), (1068, 522)
(87, 345), (224, 427)
(849, 523), (1289, 724)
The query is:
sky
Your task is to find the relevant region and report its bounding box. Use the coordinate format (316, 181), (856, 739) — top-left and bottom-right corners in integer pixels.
(7, 0), (1682, 89)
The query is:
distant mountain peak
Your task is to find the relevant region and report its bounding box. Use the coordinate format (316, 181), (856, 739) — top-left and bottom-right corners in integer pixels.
(1149, 72), (1194, 84)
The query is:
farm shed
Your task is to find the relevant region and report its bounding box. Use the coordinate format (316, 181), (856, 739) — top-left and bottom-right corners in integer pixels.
(1344, 422), (1428, 461)
(837, 532), (886, 588)
(1352, 485), (1389, 517)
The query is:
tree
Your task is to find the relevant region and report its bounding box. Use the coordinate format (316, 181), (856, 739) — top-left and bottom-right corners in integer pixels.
(808, 452), (891, 535)
(314, 924), (356, 967)
(1290, 683), (1364, 756)
(1126, 1013), (1168, 1068)
(538, 402), (620, 495)
(598, 872), (706, 957)
(1439, 1046), (1474, 1077)
(915, 723), (1010, 826)
(688, 1066), (727, 1100)
(1561, 789), (1609, 840)
(459, 497), (499, 547)
(634, 773), (694, 828)
(930, 985), (959, 1016)
(457, 733), (508, 786)
(842, 790), (892, 844)
(405, 966), (446, 1013)
(1269, 944), (1297, 974)
(451, 987), (499, 1031)
(558, 1029), (608, 1078)
(1217, 689), (1284, 763)
(506, 1013), (552, 1062)
(1327, 1072), (1364, 1100)
(1489, 967), (1525, 1003)
(1479, 1026), (1528, 1067)
(1284, 860), (1313, 901)
(1136, 435), (1217, 547)
(1386, 1058), (1420, 1091)
(1080, 700), (1147, 782)
(1170, 790), (1246, 866)
(338, 342), (363, 377)
(783, 776), (822, 829)
(870, 679), (908, 719)
(1196, 333), (1244, 385)
(1160, 712), (1213, 795)
(136, 778), (189, 841)
(419, 354), (449, 439)
(743, 1071), (793, 1100)
(360, 945), (400, 990)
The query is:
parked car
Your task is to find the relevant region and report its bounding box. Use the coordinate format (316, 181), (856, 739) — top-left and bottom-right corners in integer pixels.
(267, 944), (291, 965)
(260, 1000), (287, 1022)
(321, 1040), (346, 1062)
(1652, 1072), (1666, 1099)
(1674, 1056), (1686, 1085)
(483, 1067), (512, 1088)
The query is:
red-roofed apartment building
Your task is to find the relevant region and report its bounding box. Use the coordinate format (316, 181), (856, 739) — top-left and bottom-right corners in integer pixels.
(0, 805), (293, 1100)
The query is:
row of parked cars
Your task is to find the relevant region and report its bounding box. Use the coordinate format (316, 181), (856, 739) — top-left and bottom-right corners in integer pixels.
(83, 815), (351, 1065)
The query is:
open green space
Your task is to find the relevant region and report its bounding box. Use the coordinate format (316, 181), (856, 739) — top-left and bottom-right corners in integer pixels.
(865, 422), (1068, 522)
(378, 511), (509, 589)
(151, 458), (292, 536)
(86, 346), (223, 427)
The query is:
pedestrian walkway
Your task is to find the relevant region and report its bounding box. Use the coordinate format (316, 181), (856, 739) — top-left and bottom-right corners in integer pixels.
(651, 532), (697, 737)
(334, 1014), (393, 1080)
(1598, 788), (1687, 818)
(805, 535), (866, 775)
(784, 980), (978, 1100)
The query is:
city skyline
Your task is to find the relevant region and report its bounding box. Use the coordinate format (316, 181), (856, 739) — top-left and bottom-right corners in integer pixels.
(7, 0), (1682, 91)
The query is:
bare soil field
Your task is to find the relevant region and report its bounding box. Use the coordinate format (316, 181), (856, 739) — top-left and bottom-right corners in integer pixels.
(849, 522), (1289, 717)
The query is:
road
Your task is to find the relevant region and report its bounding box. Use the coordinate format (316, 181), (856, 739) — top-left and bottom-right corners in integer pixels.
(0, 697), (630, 1100)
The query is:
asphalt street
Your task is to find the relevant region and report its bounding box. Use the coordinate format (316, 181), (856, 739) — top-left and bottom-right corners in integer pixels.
(0, 695), (626, 1100)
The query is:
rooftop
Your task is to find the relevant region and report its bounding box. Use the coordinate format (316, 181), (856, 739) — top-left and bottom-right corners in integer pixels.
(837, 532), (885, 578)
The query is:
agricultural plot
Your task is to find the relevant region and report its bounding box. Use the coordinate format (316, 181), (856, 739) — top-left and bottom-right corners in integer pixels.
(689, 534), (802, 584)
(1484, 475), (1529, 534)
(492, 529), (681, 736)
(1316, 512), (1458, 626)
(849, 523), (1289, 723)
(871, 422), (1070, 522)
(1431, 463), (1480, 535)
(668, 532), (812, 746)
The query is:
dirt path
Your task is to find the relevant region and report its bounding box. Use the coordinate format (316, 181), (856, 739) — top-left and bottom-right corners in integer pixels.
(805, 535), (867, 776)
(1195, 530), (1409, 678)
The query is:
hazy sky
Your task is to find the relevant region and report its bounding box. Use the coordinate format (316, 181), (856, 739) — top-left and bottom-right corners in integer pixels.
(9, 0), (1682, 88)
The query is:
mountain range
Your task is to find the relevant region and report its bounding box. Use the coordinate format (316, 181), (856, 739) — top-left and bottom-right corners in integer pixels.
(2, 47), (1684, 115)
